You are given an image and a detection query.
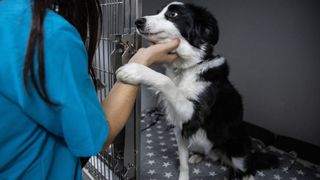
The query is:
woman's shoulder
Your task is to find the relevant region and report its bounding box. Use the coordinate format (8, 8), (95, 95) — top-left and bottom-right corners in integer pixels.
(44, 10), (83, 42)
(43, 9), (88, 66)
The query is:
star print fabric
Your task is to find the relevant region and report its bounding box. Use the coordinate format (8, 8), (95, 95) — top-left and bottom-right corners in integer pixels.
(140, 109), (320, 180)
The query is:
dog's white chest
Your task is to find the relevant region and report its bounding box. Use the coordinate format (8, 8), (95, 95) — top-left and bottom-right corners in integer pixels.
(169, 69), (210, 100)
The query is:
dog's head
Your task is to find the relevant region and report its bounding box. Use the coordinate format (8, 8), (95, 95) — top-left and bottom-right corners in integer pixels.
(135, 2), (219, 68)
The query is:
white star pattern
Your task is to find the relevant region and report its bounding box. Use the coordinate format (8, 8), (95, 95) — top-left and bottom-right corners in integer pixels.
(169, 131), (174, 135)
(146, 152), (155, 157)
(170, 137), (175, 141)
(257, 171), (265, 177)
(193, 168), (200, 175)
(146, 145), (153, 149)
(162, 156), (168, 159)
(159, 142), (166, 146)
(146, 128), (151, 132)
(282, 167), (289, 173)
(290, 160), (295, 164)
(172, 143), (178, 147)
(164, 172), (173, 179)
(209, 171), (217, 177)
(157, 130), (163, 134)
(141, 119), (145, 123)
(158, 136), (164, 139)
(274, 174), (282, 180)
(160, 148), (167, 152)
(162, 162), (170, 167)
(146, 133), (152, 137)
(146, 139), (153, 144)
(148, 169), (156, 175)
(220, 166), (227, 171)
(205, 163), (212, 167)
(290, 177), (297, 180)
(297, 170), (304, 176)
(148, 160), (155, 165)
(156, 125), (162, 129)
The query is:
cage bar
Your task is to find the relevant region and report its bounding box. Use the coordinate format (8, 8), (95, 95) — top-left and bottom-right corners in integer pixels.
(83, 0), (142, 179)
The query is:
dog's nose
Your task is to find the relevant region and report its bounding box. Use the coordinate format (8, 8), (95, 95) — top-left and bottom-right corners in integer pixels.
(135, 18), (146, 29)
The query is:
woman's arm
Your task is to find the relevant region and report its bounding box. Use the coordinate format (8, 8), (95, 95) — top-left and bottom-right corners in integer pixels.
(102, 39), (180, 148)
(102, 81), (138, 148)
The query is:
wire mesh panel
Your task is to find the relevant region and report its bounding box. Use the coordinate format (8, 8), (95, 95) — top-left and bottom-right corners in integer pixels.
(84, 0), (142, 179)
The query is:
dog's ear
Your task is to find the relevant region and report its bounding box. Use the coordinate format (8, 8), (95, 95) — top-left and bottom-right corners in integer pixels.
(186, 4), (219, 47)
(203, 16), (219, 46)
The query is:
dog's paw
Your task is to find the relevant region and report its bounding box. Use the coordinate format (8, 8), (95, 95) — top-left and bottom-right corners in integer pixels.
(116, 63), (148, 85)
(178, 170), (189, 180)
(188, 154), (203, 164)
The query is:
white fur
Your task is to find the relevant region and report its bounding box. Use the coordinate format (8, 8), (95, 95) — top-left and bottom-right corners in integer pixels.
(232, 157), (247, 172)
(188, 129), (213, 154)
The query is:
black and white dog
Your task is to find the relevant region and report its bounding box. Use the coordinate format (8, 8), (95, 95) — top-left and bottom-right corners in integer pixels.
(116, 2), (278, 180)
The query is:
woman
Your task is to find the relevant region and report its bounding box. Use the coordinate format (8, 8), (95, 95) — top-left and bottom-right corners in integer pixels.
(0, 0), (179, 179)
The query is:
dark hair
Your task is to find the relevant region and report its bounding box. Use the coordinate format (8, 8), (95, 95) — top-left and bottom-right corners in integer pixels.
(24, 0), (101, 104)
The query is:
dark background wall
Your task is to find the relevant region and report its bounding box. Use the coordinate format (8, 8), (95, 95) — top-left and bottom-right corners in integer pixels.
(141, 0), (320, 146)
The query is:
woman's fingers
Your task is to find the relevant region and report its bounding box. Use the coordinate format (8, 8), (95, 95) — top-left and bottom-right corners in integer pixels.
(154, 39), (180, 52)
(165, 53), (179, 62)
(128, 39), (180, 66)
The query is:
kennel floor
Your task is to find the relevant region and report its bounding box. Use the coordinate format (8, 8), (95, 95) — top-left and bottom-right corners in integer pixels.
(140, 109), (320, 180)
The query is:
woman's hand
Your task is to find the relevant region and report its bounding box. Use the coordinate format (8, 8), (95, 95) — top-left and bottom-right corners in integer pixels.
(129, 39), (180, 66)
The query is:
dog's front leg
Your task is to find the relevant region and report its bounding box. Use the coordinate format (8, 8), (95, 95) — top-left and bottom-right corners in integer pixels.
(117, 63), (193, 179)
(116, 63), (194, 126)
(116, 63), (172, 88)
(175, 128), (190, 180)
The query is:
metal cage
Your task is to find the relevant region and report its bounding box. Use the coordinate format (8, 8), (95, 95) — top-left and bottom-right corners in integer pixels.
(83, 0), (142, 179)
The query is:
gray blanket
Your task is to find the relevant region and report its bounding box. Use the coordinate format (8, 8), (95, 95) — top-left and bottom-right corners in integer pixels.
(140, 109), (320, 180)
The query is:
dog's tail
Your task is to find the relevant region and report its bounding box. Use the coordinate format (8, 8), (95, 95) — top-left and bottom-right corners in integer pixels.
(249, 152), (279, 170)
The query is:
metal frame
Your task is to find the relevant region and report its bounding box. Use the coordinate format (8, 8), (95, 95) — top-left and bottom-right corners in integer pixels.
(84, 0), (142, 179)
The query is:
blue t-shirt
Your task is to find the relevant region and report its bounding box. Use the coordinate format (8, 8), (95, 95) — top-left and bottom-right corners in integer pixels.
(0, 0), (109, 179)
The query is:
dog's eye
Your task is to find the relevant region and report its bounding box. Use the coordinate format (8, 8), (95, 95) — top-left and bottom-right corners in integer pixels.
(168, 11), (178, 18)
